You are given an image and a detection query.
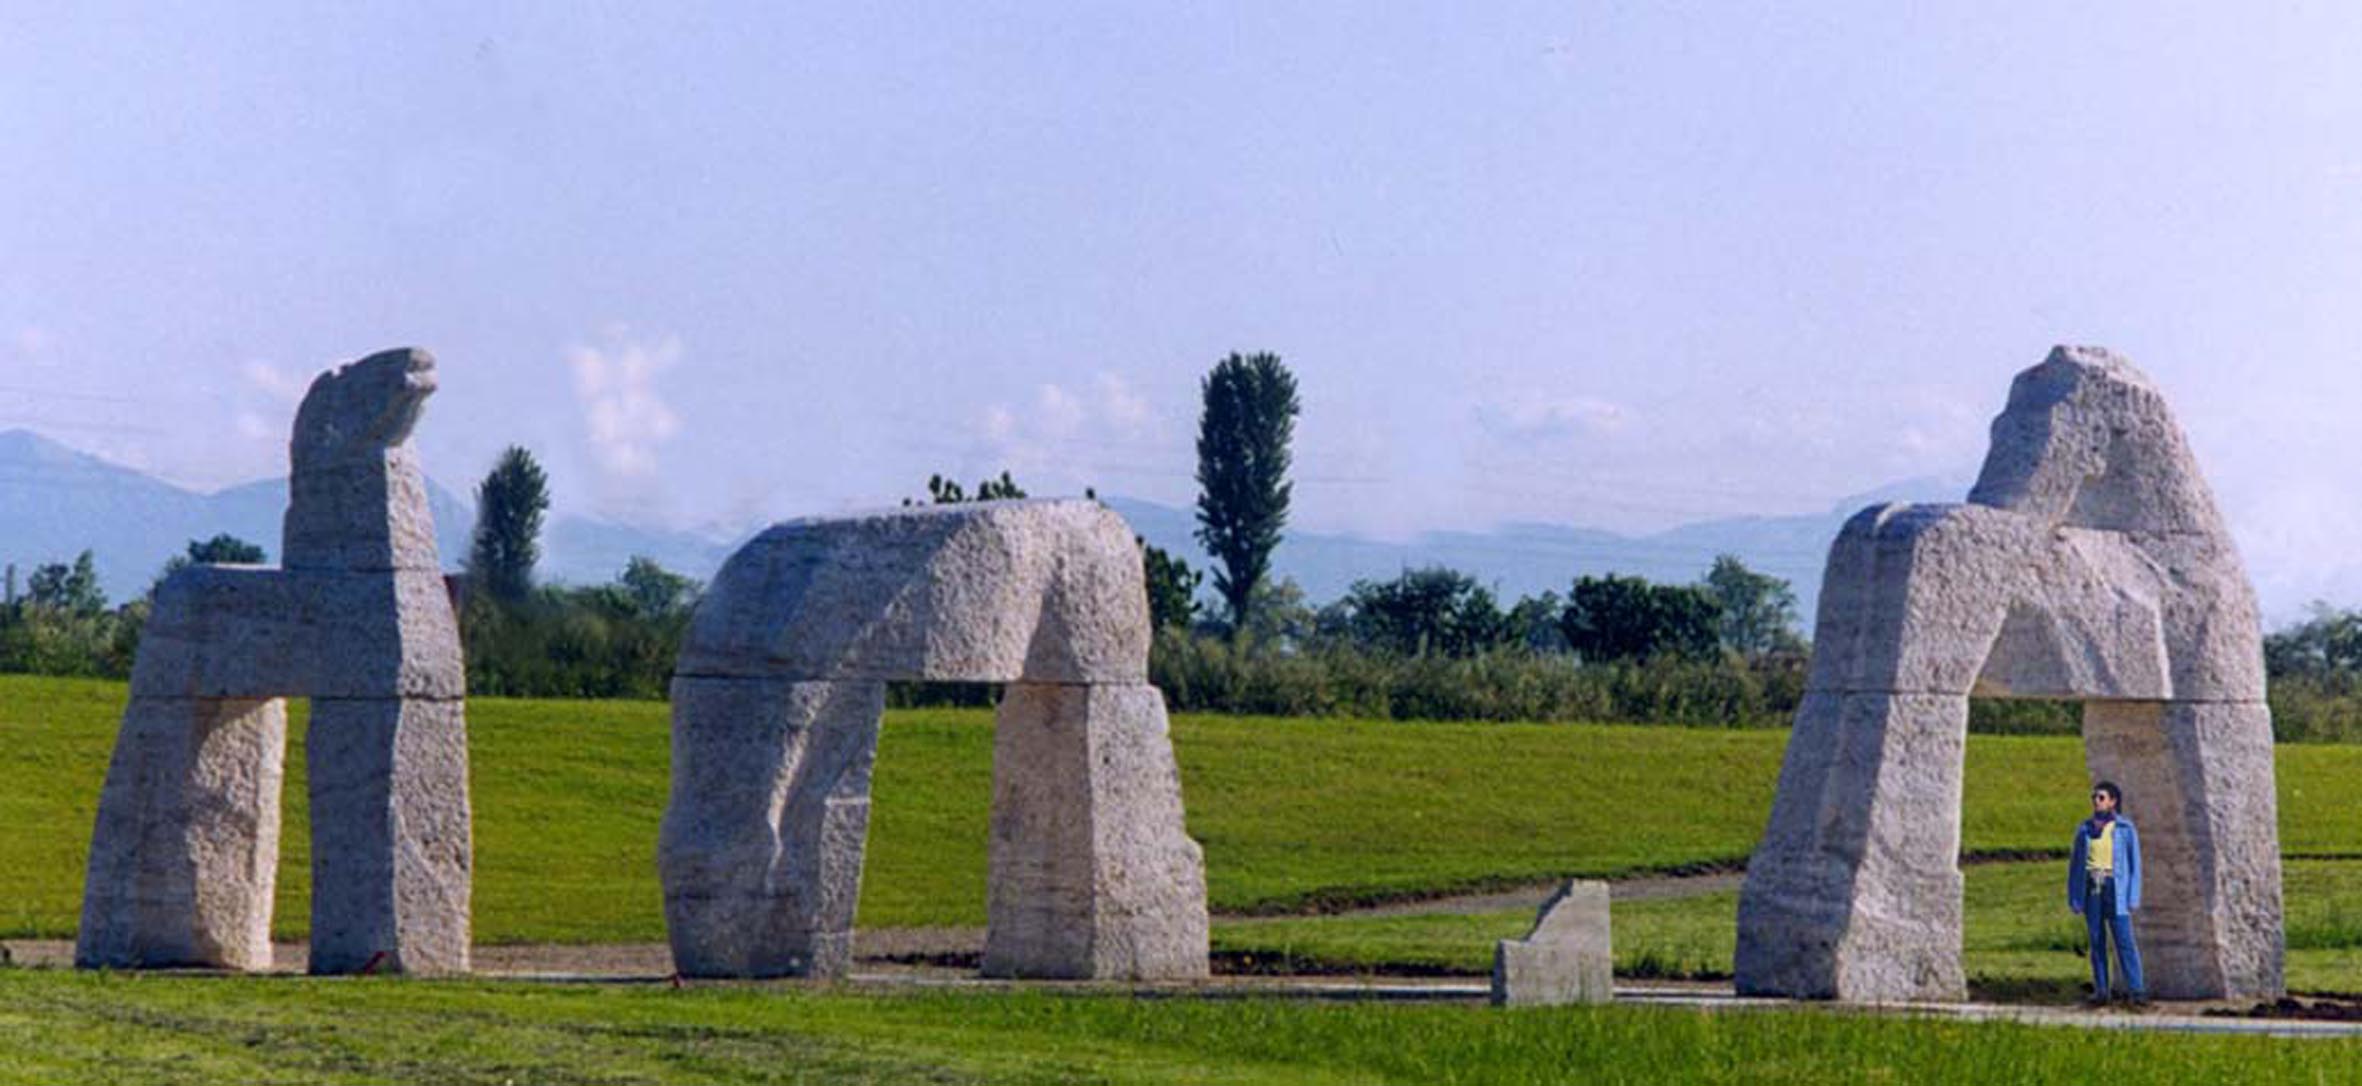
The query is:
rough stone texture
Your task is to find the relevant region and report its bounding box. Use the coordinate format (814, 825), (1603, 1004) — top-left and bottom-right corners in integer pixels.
(306, 697), (473, 976)
(983, 683), (1210, 980)
(2084, 701), (2285, 999)
(663, 499), (1209, 980)
(74, 698), (285, 971)
(284, 349), (441, 573)
(1491, 880), (1613, 1006)
(660, 678), (884, 979)
(1738, 346), (2283, 1003)
(676, 500), (1151, 684)
(78, 347), (471, 976)
(130, 568), (463, 700)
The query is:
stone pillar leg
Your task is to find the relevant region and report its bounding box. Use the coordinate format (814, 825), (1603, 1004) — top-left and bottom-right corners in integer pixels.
(660, 677), (884, 978)
(1736, 690), (1849, 995)
(77, 697), (286, 971)
(984, 682), (1209, 980)
(2084, 701), (2285, 999)
(307, 697), (472, 975)
(1737, 692), (1969, 1001)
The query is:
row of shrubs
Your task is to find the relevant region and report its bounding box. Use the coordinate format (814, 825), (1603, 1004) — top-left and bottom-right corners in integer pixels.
(1148, 629), (1806, 726)
(14, 588), (2362, 741)
(1150, 631), (2362, 742)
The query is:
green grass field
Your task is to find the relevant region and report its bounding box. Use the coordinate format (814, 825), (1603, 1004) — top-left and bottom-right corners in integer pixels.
(5, 970), (2362, 1085)
(1215, 859), (2362, 997)
(17, 673), (2362, 1081)
(12, 673), (2362, 946)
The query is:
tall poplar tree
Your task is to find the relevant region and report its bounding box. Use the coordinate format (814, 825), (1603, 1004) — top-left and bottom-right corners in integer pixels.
(468, 445), (550, 604)
(1193, 352), (1300, 637)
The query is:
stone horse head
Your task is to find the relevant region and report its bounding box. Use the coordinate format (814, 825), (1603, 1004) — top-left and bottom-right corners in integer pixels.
(1969, 345), (2230, 539)
(290, 347), (438, 468)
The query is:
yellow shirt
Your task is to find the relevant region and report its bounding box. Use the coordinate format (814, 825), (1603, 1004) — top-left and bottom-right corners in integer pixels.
(2088, 820), (2115, 878)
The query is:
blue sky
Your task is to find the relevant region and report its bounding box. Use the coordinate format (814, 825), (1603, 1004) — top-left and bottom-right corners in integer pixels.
(5, 3), (2362, 609)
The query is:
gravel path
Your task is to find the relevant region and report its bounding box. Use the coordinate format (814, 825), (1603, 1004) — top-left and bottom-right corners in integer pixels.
(0, 869), (1757, 975)
(1, 868), (1752, 975)
(13, 943), (2348, 1038)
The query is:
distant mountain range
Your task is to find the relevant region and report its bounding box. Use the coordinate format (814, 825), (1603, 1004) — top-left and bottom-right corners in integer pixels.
(0, 427), (1974, 627)
(1102, 477), (1968, 626)
(0, 430), (732, 600)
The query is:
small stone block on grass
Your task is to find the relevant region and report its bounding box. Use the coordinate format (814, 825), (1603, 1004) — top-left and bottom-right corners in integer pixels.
(1492, 880), (1612, 1007)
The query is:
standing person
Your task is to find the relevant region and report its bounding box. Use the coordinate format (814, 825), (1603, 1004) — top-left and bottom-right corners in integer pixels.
(2068, 780), (2146, 1007)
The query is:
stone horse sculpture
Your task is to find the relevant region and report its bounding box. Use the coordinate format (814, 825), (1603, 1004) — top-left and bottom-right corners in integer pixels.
(1735, 346), (2283, 1002)
(659, 498), (1210, 980)
(78, 347), (471, 975)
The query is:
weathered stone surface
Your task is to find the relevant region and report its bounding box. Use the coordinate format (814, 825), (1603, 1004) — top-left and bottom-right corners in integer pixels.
(131, 568), (462, 700)
(307, 697), (473, 976)
(675, 500), (1150, 684)
(662, 499), (1208, 981)
(1802, 503), (2045, 696)
(284, 348), (441, 572)
(1491, 880), (1613, 1006)
(660, 678), (884, 978)
(983, 683), (1210, 981)
(76, 698), (286, 971)
(78, 346), (471, 978)
(1736, 693), (1969, 1001)
(1967, 346), (2230, 538)
(2084, 701), (2284, 999)
(1738, 346), (2280, 1003)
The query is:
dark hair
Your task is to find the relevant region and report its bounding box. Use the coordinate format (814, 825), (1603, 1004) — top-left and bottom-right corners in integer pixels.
(2093, 780), (2123, 809)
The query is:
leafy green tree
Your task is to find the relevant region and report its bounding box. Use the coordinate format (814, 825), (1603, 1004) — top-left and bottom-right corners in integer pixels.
(2265, 603), (2362, 679)
(1142, 540), (1202, 631)
(189, 533), (267, 564)
(26, 551), (105, 615)
(155, 533), (269, 591)
(1338, 567), (1512, 658)
(1239, 576), (1318, 649)
(1701, 554), (1802, 657)
(1559, 573), (1721, 662)
(468, 445), (551, 604)
(915, 470), (1029, 505)
(1194, 352), (1300, 637)
(618, 555), (699, 619)
(1506, 590), (1572, 653)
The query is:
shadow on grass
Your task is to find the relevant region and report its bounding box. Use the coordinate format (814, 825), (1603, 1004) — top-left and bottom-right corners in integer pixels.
(1967, 975), (2086, 1005)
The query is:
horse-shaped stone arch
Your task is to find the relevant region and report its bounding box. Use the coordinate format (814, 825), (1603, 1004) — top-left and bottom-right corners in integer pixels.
(658, 498), (1210, 979)
(78, 348), (472, 976)
(1735, 346), (2284, 1002)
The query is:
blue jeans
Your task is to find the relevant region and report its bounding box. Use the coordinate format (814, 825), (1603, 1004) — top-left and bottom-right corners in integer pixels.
(2084, 876), (2145, 1000)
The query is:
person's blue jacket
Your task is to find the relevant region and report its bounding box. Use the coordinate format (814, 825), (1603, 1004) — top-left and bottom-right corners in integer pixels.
(2067, 814), (2141, 914)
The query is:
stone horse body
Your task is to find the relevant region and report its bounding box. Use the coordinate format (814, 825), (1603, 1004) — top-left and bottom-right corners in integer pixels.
(1735, 346), (2283, 1002)
(659, 498), (1210, 980)
(77, 348), (472, 975)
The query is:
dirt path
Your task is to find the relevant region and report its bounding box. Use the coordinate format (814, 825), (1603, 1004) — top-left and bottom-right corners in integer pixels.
(0, 870), (1747, 975)
(1299, 870), (1747, 921)
(0, 936), (987, 976)
(8, 944), (2346, 1036)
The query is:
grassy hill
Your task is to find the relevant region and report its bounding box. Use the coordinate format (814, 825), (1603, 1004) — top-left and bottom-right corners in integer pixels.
(19, 673), (2362, 1081)
(11, 674), (2362, 946)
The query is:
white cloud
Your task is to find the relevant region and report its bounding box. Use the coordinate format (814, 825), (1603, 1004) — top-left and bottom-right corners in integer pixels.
(1094, 372), (1153, 434)
(240, 360), (307, 405)
(968, 371), (1176, 495)
(1472, 395), (1633, 441)
(568, 329), (684, 490)
(1035, 382), (1086, 437)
